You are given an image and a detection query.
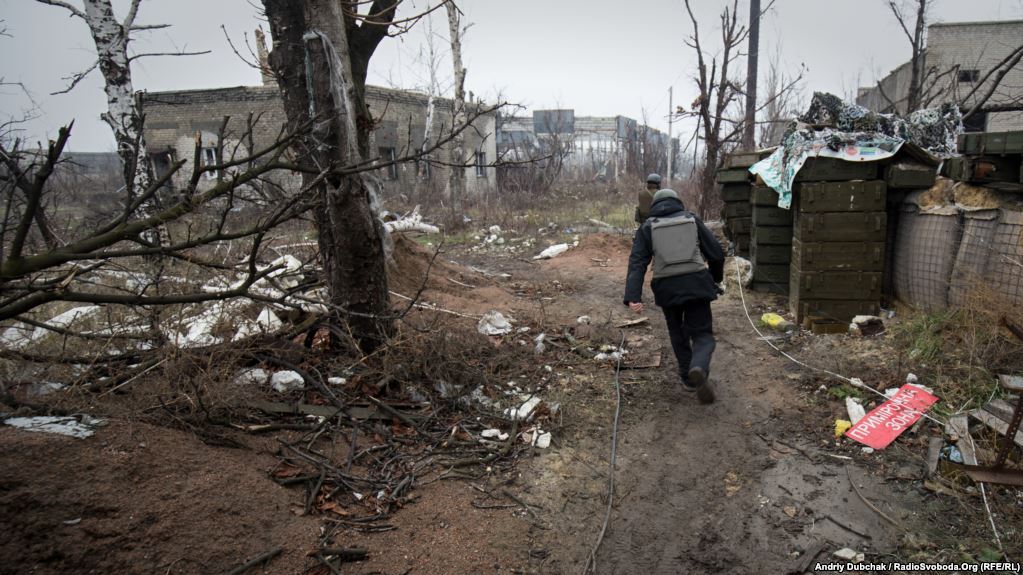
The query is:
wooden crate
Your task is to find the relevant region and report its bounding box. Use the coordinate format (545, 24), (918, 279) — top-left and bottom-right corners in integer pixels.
(794, 157), (879, 182)
(717, 168), (751, 184)
(752, 263), (790, 284)
(752, 205), (794, 226)
(791, 239), (885, 272)
(724, 201), (752, 218)
(729, 217), (752, 235)
(885, 163), (937, 189)
(796, 181), (886, 212)
(794, 212), (886, 242)
(959, 131), (1023, 155)
(790, 299), (881, 324)
(751, 243), (792, 265)
(789, 269), (883, 301)
(753, 225), (793, 245)
(720, 184), (751, 202)
(751, 186), (781, 206)
(724, 151), (764, 169)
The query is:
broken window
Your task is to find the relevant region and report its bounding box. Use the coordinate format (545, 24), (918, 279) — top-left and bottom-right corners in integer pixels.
(475, 150), (487, 178)
(378, 147), (398, 180)
(201, 147), (219, 180)
(958, 69), (980, 83)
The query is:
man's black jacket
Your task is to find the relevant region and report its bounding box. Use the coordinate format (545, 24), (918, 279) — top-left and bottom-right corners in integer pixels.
(623, 197), (725, 308)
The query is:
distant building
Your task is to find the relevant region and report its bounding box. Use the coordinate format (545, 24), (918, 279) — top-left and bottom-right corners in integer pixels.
(857, 19), (1023, 132)
(496, 110), (677, 182)
(141, 82), (498, 197)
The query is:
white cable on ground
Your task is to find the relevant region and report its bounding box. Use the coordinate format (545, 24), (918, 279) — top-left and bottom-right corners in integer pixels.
(583, 330), (625, 575)
(732, 258), (945, 427)
(966, 431), (1014, 570)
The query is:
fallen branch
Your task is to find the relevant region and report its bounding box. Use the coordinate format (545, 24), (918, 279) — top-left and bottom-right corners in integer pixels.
(221, 547), (282, 575)
(846, 466), (904, 530)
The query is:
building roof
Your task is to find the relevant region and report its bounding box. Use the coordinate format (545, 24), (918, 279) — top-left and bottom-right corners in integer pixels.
(929, 19), (1023, 28)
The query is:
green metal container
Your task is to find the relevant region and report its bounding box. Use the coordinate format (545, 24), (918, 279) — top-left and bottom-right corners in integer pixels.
(885, 163), (937, 189)
(751, 186), (781, 206)
(724, 201), (752, 218)
(958, 131), (1023, 155)
(717, 168), (752, 184)
(724, 151), (763, 169)
(751, 243), (792, 265)
(790, 299), (881, 324)
(729, 217), (752, 235)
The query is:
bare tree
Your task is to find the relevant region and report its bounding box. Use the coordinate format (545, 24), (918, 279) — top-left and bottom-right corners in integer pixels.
(741, 0), (761, 150)
(34, 0), (206, 214)
(682, 0), (748, 218)
(758, 45), (804, 147)
(445, 1), (467, 224)
(885, 0), (1023, 121)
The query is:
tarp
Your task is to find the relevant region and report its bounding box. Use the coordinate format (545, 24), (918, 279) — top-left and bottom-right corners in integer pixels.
(750, 92), (962, 209)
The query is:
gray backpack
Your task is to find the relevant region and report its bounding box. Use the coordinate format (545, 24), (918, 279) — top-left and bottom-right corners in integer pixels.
(650, 214), (706, 279)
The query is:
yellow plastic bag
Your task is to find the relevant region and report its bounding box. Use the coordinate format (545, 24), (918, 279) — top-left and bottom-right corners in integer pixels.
(761, 312), (794, 332)
(834, 419), (852, 438)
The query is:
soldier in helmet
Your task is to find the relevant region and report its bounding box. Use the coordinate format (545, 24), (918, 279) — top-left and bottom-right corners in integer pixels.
(623, 189), (725, 403)
(635, 173), (662, 225)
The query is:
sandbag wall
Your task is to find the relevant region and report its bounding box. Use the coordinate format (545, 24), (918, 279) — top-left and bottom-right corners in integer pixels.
(893, 130), (1023, 310)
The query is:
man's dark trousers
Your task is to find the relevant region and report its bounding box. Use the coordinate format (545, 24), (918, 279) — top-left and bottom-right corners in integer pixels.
(662, 299), (715, 378)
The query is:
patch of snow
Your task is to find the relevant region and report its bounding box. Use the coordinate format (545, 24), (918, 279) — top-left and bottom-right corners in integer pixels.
(477, 310), (513, 336)
(533, 243), (570, 260)
(4, 416), (105, 439)
(233, 368), (269, 386)
(270, 370), (305, 393)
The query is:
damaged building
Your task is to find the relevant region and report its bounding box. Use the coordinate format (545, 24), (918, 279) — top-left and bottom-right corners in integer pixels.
(857, 19), (1023, 132)
(141, 43), (498, 199)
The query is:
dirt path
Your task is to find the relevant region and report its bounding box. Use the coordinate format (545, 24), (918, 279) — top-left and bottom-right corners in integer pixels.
(504, 236), (922, 574)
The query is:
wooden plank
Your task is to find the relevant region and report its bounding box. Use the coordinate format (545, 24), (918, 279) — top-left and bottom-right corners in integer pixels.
(983, 399), (1017, 424)
(969, 409), (1023, 448)
(790, 299), (880, 324)
(998, 374), (1023, 392)
(947, 415), (978, 466)
(724, 151), (763, 169)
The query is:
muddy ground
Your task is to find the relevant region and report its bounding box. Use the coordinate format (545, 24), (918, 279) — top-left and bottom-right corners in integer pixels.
(1, 232), (1015, 574)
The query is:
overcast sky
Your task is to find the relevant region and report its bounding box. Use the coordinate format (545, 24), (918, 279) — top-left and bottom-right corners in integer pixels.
(2, 0), (1022, 151)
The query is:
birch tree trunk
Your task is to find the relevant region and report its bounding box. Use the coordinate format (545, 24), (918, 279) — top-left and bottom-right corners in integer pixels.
(446, 2), (467, 223)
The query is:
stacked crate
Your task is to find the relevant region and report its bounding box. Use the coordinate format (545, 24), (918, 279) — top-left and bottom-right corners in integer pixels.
(750, 185), (793, 294)
(789, 158), (886, 333)
(941, 131), (1023, 190)
(717, 156), (753, 257)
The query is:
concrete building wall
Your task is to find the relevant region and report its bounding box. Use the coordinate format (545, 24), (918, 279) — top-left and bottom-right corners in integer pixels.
(856, 20), (1023, 132)
(141, 84), (498, 196)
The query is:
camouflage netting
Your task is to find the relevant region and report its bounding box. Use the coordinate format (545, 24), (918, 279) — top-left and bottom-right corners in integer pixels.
(751, 93), (963, 207)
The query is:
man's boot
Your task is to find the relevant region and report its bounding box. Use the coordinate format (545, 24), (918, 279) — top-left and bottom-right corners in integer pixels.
(687, 366), (715, 404)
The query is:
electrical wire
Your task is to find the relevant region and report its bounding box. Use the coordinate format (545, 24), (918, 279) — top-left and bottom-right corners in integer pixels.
(731, 258), (946, 427)
(582, 330), (625, 575)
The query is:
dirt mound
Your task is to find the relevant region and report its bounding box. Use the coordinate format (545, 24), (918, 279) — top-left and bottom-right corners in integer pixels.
(389, 233), (487, 296)
(0, 422), (319, 574)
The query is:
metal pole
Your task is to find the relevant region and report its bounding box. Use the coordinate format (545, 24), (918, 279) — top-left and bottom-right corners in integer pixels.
(666, 86), (673, 188)
(743, 0), (761, 150)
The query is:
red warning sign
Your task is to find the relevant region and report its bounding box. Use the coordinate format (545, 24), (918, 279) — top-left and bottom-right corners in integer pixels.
(845, 384), (939, 450)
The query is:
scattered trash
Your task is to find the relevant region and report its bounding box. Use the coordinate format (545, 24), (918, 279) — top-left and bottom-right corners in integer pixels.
(327, 377), (347, 386)
(783, 505), (798, 518)
(733, 257), (753, 287)
(845, 384), (940, 449)
(845, 397), (866, 425)
(761, 313), (795, 332)
(234, 368), (269, 386)
(481, 428), (510, 441)
(861, 447), (875, 454)
(835, 419), (852, 438)
(577, 315), (591, 325)
(4, 415), (106, 439)
(594, 345), (628, 362)
(522, 427), (552, 448)
(849, 315), (885, 337)
(24, 382), (66, 397)
(941, 445), (964, 464)
(270, 371), (305, 393)
(477, 310), (513, 336)
(533, 243), (570, 260)
(505, 395), (543, 421)
(384, 205), (440, 234)
(63, 518), (82, 526)
(833, 548), (864, 563)
(535, 432), (552, 449)
(533, 333), (546, 355)
(614, 317), (649, 328)
(906, 373), (918, 384)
